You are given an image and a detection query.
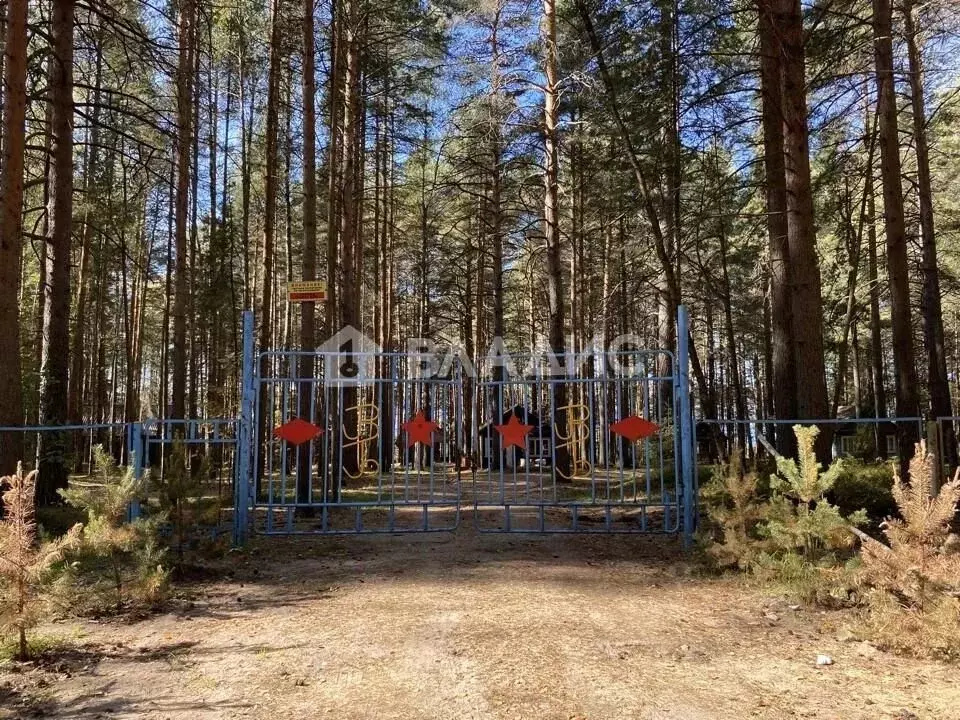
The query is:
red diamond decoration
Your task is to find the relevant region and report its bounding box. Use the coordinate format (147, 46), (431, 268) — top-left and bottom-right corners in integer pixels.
(274, 417), (324, 446)
(610, 415), (659, 442)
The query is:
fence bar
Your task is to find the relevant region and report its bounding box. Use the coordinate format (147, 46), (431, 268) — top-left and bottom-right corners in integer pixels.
(678, 305), (695, 548)
(234, 311), (255, 545)
(128, 423), (143, 521)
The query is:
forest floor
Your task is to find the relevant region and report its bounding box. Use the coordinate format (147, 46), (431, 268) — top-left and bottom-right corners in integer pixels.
(1, 532), (958, 720)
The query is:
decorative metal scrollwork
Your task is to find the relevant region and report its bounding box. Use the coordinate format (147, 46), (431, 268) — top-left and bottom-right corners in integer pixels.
(553, 402), (592, 480)
(342, 393), (381, 479)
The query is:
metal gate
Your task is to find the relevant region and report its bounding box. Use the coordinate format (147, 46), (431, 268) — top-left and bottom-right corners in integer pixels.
(468, 308), (694, 536)
(233, 308), (697, 544)
(470, 350), (682, 533)
(243, 324), (463, 536)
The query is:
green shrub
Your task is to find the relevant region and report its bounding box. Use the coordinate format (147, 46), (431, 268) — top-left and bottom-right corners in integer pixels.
(828, 460), (896, 526)
(153, 443), (223, 564)
(702, 426), (866, 603)
(55, 446), (169, 615)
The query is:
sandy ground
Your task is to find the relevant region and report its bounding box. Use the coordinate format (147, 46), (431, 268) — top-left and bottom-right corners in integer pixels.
(2, 531), (958, 720)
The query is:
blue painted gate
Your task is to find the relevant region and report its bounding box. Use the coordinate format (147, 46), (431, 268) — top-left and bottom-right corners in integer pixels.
(229, 307), (697, 544)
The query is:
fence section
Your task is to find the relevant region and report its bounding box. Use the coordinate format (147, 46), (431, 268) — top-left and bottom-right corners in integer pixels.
(696, 416), (924, 466)
(247, 342), (463, 536)
(2, 308), (699, 547)
(470, 352), (681, 533)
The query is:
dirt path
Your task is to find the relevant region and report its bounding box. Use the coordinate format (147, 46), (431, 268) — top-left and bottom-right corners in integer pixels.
(2, 532), (957, 719)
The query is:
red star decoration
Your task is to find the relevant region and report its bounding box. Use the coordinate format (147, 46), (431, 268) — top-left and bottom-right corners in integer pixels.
(610, 415), (659, 442)
(402, 410), (440, 448)
(495, 414), (534, 450)
(274, 417), (324, 446)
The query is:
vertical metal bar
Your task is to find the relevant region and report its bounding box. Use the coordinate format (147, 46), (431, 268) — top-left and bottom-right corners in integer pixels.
(129, 422), (143, 521)
(234, 310), (255, 545)
(677, 305), (695, 548)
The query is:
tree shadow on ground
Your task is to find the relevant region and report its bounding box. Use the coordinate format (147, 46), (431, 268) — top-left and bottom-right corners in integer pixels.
(1, 643), (259, 719)
(168, 530), (703, 619)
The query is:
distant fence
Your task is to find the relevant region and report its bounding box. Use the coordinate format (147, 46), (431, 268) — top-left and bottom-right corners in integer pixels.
(0, 419), (237, 540)
(695, 416), (925, 465)
(0, 422), (135, 476)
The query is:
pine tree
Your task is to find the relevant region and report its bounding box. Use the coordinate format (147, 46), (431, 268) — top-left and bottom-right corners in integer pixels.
(858, 444), (960, 610)
(58, 446), (168, 614)
(0, 464), (81, 660)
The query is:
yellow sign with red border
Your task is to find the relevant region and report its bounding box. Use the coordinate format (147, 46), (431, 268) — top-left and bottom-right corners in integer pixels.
(288, 280), (327, 303)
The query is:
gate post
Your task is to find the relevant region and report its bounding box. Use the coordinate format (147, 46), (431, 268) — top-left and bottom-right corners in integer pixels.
(677, 305), (695, 548)
(234, 311), (256, 545)
(128, 422), (144, 521)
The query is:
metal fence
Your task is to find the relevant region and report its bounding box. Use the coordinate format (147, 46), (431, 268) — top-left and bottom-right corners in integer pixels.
(2, 308), (699, 547)
(470, 348), (682, 533)
(132, 417), (240, 537)
(0, 422), (134, 477)
(249, 345), (464, 535)
(696, 416), (925, 467)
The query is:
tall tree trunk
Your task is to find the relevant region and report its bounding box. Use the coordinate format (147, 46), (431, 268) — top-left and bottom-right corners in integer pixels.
(188, 32), (202, 421)
(37, 0), (75, 504)
(657, 0), (679, 408)
(543, 0), (569, 478)
(0, 0), (28, 475)
(339, 0), (360, 334)
(903, 0), (955, 467)
(831, 175), (863, 418)
(336, 0), (361, 477)
(171, 0), (195, 420)
(206, 8), (221, 417)
(70, 33), (104, 426)
(283, 68), (294, 351)
(0, 0), (6, 162)
(873, 0), (920, 461)
(865, 97), (887, 426)
(325, 0), (344, 334)
(258, 0), (282, 479)
(239, 27), (253, 311)
(489, 7), (505, 383)
(715, 150), (747, 463)
(779, 0), (830, 458)
(758, 0), (796, 456)
(298, 0), (318, 501)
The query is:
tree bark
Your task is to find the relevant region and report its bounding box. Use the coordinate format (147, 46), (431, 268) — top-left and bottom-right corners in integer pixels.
(873, 0), (920, 460)
(778, 0), (830, 458)
(0, 0), (28, 474)
(903, 0), (955, 467)
(37, 0), (75, 504)
(757, 0), (796, 456)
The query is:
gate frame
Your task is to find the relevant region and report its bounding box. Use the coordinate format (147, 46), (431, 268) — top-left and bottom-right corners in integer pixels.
(678, 305), (696, 547)
(232, 307), (698, 546)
